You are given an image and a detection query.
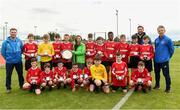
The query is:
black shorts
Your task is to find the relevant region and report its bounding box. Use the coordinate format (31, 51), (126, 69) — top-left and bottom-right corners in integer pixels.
(89, 78), (94, 85)
(92, 79), (105, 87)
(64, 62), (72, 70)
(25, 59), (31, 71)
(40, 60), (52, 71)
(128, 56), (140, 68)
(102, 61), (114, 67)
(111, 85), (127, 90)
(141, 59), (153, 72)
(78, 63), (85, 70)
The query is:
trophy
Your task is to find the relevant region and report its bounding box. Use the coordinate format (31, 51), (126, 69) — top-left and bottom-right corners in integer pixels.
(31, 79), (37, 84)
(30, 53), (35, 57)
(144, 55), (148, 60)
(80, 74), (83, 78)
(55, 54), (59, 58)
(109, 54), (113, 58)
(44, 52), (48, 55)
(73, 75), (77, 79)
(46, 77), (51, 81)
(84, 74), (88, 79)
(134, 52), (138, 55)
(58, 77), (64, 82)
(86, 51), (91, 55)
(137, 78), (143, 84)
(97, 51), (102, 54)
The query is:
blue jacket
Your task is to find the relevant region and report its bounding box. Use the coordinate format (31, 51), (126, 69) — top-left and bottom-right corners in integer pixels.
(1, 36), (23, 63)
(154, 35), (174, 63)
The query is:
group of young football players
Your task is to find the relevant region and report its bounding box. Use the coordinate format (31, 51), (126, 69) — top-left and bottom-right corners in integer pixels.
(22, 31), (154, 95)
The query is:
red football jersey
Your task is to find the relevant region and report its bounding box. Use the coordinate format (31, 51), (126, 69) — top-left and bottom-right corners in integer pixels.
(116, 42), (129, 63)
(104, 41), (117, 61)
(52, 42), (62, 62)
(140, 44), (154, 60)
(85, 41), (96, 59)
(111, 61), (128, 86)
(41, 70), (55, 83)
(84, 67), (91, 77)
(60, 42), (73, 62)
(69, 68), (83, 88)
(54, 67), (67, 79)
(26, 67), (42, 85)
(129, 43), (140, 57)
(131, 68), (152, 83)
(23, 42), (38, 60)
(95, 43), (106, 61)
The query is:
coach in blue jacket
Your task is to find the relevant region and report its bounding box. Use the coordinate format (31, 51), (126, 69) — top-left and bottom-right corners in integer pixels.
(1, 28), (24, 93)
(153, 25), (174, 93)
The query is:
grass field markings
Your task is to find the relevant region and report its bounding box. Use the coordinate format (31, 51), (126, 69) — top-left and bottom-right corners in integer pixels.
(112, 89), (134, 110)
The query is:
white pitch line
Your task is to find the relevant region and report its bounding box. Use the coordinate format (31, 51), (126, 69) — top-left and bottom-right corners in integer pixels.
(112, 89), (134, 110)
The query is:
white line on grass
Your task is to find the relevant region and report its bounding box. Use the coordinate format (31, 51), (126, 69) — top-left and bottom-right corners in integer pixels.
(112, 89), (134, 110)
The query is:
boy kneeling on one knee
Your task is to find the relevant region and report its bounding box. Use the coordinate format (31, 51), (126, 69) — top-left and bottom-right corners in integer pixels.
(23, 58), (42, 95)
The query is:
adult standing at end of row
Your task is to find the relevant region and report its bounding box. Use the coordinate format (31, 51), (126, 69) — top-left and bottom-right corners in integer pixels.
(1, 28), (24, 93)
(153, 25), (174, 93)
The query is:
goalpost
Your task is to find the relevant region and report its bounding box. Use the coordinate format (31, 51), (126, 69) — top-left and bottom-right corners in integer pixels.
(93, 32), (107, 40)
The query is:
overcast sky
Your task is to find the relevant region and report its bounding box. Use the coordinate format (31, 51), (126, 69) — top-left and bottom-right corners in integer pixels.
(0, 0), (180, 40)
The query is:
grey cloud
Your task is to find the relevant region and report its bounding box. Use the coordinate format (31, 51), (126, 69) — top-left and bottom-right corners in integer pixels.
(55, 22), (79, 32)
(92, 0), (102, 5)
(31, 8), (60, 15)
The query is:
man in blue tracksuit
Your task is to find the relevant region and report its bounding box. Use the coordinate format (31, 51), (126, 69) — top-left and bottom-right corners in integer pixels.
(1, 28), (24, 93)
(154, 25), (174, 93)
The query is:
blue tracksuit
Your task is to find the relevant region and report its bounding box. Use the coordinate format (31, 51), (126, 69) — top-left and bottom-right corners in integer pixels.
(1, 36), (23, 63)
(154, 35), (174, 63)
(154, 35), (174, 90)
(1, 36), (24, 90)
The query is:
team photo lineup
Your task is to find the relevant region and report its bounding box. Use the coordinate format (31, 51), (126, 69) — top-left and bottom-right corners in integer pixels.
(0, 25), (174, 96)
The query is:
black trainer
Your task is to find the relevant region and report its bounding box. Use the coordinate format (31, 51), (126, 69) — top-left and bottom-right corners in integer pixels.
(153, 86), (160, 90)
(164, 89), (171, 93)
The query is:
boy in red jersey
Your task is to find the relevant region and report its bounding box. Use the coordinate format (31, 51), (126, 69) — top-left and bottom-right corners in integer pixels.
(40, 63), (55, 91)
(83, 58), (93, 91)
(85, 33), (96, 60)
(54, 61), (67, 89)
(116, 34), (129, 64)
(61, 34), (73, 70)
(104, 32), (117, 83)
(95, 37), (106, 63)
(23, 33), (38, 71)
(140, 35), (154, 73)
(128, 35), (141, 73)
(52, 33), (62, 67)
(129, 61), (152, 93)
(111, 53), (128, 93)
(66, 63), (83, 92)
(22, 58), (42, 95)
